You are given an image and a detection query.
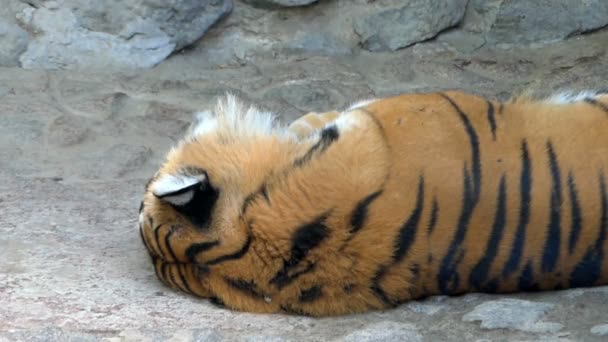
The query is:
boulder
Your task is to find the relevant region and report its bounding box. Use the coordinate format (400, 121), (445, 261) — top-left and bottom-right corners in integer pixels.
(0, 21), (29, 67)
(0, 2), (30, 66)
(243, 0), (318, 7)
(353, 0), (468, 52)
(466, 0), (608, 45)
(16, 0), (233, 69)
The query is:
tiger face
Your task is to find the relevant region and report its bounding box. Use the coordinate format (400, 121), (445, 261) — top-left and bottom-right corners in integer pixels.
(138, 96), (349, 312)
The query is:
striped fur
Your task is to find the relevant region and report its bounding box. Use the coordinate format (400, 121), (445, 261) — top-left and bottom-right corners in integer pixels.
(139, 90), (608, 316)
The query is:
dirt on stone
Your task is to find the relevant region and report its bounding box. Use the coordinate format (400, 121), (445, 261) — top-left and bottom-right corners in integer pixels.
(1, 28), (607, 341)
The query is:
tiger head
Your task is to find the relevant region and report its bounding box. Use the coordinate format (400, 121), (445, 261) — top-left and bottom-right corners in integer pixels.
(138, 95), (302, 266)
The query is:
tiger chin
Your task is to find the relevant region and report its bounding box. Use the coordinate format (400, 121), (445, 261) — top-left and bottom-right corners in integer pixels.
(138, 90), (608, 316)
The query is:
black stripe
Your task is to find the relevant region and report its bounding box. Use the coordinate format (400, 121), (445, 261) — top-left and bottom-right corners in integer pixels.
(270, 214), (329, 288)
(224, 277), (266, 299)
(438, 93), (483, 294)
(394, 176), (425, 261)
(371, 266), (394, 306)
(299, 285), (323, 302)
(570, 171), (607, 287)
(153, 257), (169, 286)
(164, 226), (178, 262)
(260, 184), (270, 203)
(209, 296), (226, 308)
(242, 192), (256, 214)
(139, 201), (144, 213)
(440, 93), (481, 200)
(185, 240), (220, 263)
(438, 165), (478, 294)
(371, 177), (425, 304)
(570, 248), (602, 288)
(242, 184), (271, 214)
(470, 175), (507, 290)
(294, 125), (339, 167)
(166, 264), (190, 293)
(207, 234), (253, 266)
(542, 140), (562, 273)
(177, 263), (193, 294)
(280, 304), (308, 316)
(567, 172), (583, 254)
(518, 260), (539, 291)
(486, 100), (497, 140)
(161, 262), (173, 287)
(503, 140), (532, 277)
(584, 97), (608, 114)
(154, 223), (167, 259)
(350, 190), (383, 234)
(427, 197), (439, 235)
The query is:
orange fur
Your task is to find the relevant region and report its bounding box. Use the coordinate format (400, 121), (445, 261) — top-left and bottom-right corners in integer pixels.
(139, 90), (608, 316)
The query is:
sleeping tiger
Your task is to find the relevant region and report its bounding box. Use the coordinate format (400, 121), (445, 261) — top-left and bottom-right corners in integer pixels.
(138, 89), (608, 316)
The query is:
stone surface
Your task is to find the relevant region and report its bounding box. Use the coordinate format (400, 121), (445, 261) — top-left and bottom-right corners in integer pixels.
(339, 321), (422, 342)
(463, 299), (563, 333)
(1, 27), (608, 341)
(16, 0), (232, 69)
(0, 21), (29, 67)
(4, 0), (608, 69)
(244, 0), (318, 7)
(591, 324), (608, 336)
(465, 0), (608, 45)
(353, 0), (468, 51)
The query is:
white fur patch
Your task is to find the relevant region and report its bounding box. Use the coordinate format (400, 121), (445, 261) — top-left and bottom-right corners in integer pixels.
(347, 98), (378, 111)
(152, 174), (206, 198)
(186, 94), (291, 142)
(188, 110), (218, 137)
(546, 90), (604, 104)
(160, 191), (195, 206)
(334, 112), (362, 132)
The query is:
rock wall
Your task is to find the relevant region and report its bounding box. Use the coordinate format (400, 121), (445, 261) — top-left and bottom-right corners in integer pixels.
(1, 0), (607, 69)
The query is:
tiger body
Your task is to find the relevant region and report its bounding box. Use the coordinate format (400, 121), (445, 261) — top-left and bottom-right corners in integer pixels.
(139, 90), (608, 316)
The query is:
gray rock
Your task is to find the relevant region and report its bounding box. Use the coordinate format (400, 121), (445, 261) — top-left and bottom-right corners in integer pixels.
(591, 324), (608, 336)
(461, 0), (503, 33)
(16, 0), (233, 69)
(243, 0), (318, 7)
(339, 321), (422, 342)
(68, 0), (233, 51)
(483, 0), (608, 45)
(463, 299), (564, 333)
(0, 21), (29, 67)
(353, 0), (468, 52)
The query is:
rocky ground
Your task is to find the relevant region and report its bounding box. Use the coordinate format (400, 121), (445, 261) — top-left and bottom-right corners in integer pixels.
(1, 24), (608, 341)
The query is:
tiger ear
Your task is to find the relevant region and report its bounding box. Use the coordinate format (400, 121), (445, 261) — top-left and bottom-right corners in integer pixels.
(152, 173), (208, 206)
(151, 169), (220, 228)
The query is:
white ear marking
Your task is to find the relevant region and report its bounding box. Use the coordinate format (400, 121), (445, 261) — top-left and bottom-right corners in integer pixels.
(347, 98), (378, 111)
(160, 190), (195, 206)
(152, 173), (207, 200)
(546, 90), (604, 104)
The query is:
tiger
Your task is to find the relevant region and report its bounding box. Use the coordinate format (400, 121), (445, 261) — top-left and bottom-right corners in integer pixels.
(138, 89), (608, 316)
